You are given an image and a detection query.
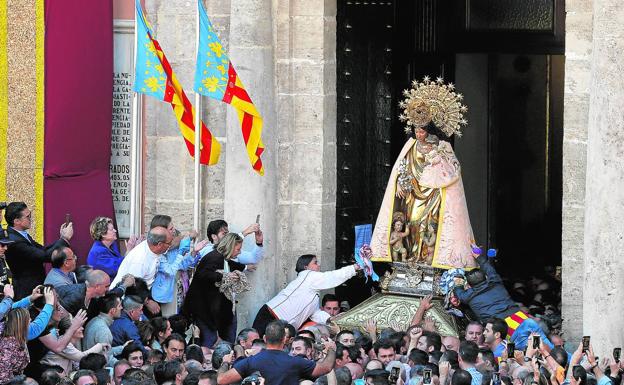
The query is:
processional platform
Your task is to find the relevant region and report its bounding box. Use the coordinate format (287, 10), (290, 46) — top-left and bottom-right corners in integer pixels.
(333, 262), (461, 337)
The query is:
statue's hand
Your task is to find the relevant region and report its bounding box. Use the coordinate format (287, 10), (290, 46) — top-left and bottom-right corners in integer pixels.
(396, 184), (406, 199)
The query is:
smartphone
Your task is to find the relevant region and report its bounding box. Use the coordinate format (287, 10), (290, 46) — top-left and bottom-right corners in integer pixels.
(65, 213), (71, 226)
(492, 372), (501, 385)
(389, 367), (400, 383)
(582, 336), (590, 352)
(533, 335), (541, 349)
(507, 342), (515, 357)
(573, 365), (584, 380)
(423, 368), (432, 384)
(255, 214), (260, 224)
(614, 347), (621, 362)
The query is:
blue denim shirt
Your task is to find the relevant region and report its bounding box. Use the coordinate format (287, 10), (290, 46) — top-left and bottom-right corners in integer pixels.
(151, 237), (198, 303)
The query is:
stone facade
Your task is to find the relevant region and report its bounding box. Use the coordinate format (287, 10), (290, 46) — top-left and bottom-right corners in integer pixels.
(140, 0), (336, 325)
(581, 0), (624, 351)
(561, 0), (592, 345)
(135, 0), (623, 349)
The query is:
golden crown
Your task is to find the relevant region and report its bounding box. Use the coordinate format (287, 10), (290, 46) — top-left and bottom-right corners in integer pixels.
(398, 76), (468, 137)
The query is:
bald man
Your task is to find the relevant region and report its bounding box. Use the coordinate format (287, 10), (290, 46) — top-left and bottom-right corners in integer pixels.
(57, 269), (122, 316)
(111, 226), (173, 288)
(442, 336), (460, 352)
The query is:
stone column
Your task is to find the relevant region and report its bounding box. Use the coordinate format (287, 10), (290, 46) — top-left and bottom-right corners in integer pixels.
(582, 0), (624, 352)
(223, 0), (278, 329)
(273, 0), (337, 284)
(561, 0), (593, 344)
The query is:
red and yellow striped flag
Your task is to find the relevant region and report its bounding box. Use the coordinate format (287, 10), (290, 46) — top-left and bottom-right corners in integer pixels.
(194, 0), (264, 175)
(135, 0), (220, 165)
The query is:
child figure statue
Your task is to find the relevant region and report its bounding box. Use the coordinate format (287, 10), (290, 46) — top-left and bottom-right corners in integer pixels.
(389, 212), (410, 262)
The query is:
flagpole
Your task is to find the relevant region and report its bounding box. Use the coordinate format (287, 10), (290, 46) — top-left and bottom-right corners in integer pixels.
(193, 0), (202, 233)
(130, 6), (143, 236)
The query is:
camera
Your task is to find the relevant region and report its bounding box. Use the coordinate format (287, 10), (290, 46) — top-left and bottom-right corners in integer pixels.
(0, 202), (7, 210)
(507, 342), (515, 356)
(241, 375), (260, 385)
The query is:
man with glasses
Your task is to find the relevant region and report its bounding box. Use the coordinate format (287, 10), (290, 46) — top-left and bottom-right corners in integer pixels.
(111, 226), (173, 289)
(44, 246), (78, 287)
(4, 202), (73, 299)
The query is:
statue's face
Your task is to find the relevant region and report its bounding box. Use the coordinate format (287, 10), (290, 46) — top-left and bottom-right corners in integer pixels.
(415, 127), (428, 141)
(393, 221), (403, 231)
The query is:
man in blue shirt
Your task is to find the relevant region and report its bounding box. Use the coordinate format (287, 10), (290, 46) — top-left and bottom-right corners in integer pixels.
(454, 252), (553, 351)
(110, 295), (147, 353)
(44, 246), (77, 287)
(217, 320), (336, 385)
(458, 340), (483, 385)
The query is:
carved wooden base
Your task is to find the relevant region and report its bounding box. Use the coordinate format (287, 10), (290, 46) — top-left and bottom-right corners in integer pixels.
(333, 292), (460, 337)
(334, 262), (460, 336)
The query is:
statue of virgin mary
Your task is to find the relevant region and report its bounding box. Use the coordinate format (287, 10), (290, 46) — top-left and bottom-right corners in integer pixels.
(371, 77), (477, 269)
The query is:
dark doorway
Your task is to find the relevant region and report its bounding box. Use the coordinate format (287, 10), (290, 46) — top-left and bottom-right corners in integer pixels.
(336, 0), (564, 306)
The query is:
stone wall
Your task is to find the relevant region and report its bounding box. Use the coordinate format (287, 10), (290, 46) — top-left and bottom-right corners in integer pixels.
(140, 0), (337, 326)
(561, 0), (592, 343)
(143, 0), (231, 233)
(582, 0), (624, 352)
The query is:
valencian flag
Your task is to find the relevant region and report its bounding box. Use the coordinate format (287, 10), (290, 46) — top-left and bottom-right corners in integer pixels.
(134, 0), (220, 165)
(194, 0), (265, 175)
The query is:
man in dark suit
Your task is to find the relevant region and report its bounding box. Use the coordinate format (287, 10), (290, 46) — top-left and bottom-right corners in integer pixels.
(4, 201), (73, 299)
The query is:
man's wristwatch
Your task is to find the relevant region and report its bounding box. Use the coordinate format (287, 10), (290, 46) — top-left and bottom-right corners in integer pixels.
(524, 356), (532, 362)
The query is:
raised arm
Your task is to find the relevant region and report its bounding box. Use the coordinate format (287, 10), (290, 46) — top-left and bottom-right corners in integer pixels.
(308, 264), (359, 291)
(410, 294), (433, 326)
(312, 340), (337, 377)
(40, 308), (87, 353)
(476, 254), (503, 284)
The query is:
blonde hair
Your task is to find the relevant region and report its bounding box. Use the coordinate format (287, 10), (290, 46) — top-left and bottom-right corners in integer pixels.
(216, 233), (243, 260)
(90, 216), (113, 240)
(2, 308), (30, 345)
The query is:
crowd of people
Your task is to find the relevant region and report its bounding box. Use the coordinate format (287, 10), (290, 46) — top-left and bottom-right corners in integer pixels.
(0, 201), (621, 385)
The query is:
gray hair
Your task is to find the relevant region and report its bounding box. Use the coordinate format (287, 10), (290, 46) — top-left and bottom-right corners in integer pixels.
(236, 328), (258, 345)
(122, 295), (143, 311)
(212, 342), (233, 368)
(85, 270), (108, 288)
(184, 359), (203, 376)
(147, 227), (168, 245)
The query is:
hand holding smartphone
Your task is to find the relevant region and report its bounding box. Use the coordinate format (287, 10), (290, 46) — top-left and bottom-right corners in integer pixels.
(582, 336), (591, 352)
(507, 342), (515, 357)
(533, 335), (541, 350)
(389, 367), (401, 383)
